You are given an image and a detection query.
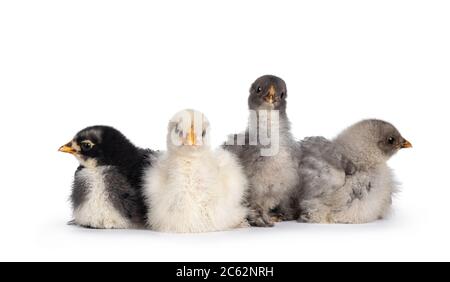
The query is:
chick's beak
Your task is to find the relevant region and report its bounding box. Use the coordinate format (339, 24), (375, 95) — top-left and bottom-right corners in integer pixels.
(59, 142), (76, 154)
(186, 125), (197, 146)
(401, 139), (413, 149)
(264, 85), (276, 104)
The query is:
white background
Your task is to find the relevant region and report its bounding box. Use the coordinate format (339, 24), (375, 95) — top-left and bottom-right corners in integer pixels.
(0, 0), (449, 262)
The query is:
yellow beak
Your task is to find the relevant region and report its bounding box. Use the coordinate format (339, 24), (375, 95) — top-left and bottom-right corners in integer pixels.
(186, 125), (197, 146)
(59, 143), (76, 154)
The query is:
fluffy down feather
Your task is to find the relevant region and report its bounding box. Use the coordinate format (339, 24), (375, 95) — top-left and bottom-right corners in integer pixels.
(144, 110), (248, 233)
(223, 75), (299, 227)
(291, 120), (410, 224)
(60, 126), (156, 229)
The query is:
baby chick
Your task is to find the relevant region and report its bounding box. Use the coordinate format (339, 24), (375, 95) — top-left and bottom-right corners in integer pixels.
(224, 75), (300, 227)
(59, 126), (157, 229)
(144, 109), (248, 233)
(292, 119), (412, 224)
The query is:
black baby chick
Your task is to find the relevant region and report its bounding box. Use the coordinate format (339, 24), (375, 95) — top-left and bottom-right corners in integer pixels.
(59, 126), (157, 229)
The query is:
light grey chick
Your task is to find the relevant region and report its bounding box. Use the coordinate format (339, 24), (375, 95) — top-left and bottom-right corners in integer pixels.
(291, 119), (412, 224)
(223, 75), (300, 227)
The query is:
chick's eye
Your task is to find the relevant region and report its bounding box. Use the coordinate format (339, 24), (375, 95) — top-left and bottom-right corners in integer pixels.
(174, 126), (183, 137)
(81, 142), (93, 151)
(280, 92), (285, 99)
(256, 87), (262, 93)
(388, 137), (396, 145)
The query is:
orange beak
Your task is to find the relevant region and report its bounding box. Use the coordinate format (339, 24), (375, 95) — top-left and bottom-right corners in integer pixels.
(264, 85), (276, 104)
(59, 142), (76, 154)
(401, 139), (413, 149)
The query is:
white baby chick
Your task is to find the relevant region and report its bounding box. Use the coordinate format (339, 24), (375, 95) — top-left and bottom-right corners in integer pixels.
(144, 109), (248, 233)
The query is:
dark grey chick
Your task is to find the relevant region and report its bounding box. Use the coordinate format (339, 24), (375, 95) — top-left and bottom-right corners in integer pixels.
(223, 75), (300, 227)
